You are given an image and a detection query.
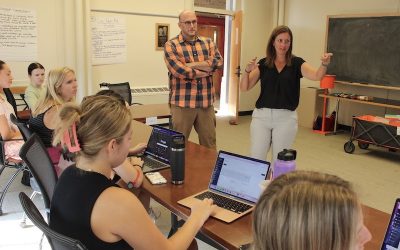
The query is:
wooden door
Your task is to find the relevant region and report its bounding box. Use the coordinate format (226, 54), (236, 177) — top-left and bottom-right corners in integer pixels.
(197, 16), (225, 98)
(228, 11), (242, 125)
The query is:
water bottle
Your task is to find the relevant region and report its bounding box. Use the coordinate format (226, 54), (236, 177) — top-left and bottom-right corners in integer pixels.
(170, 135), (185, 185)
(273, 149), (297, 179)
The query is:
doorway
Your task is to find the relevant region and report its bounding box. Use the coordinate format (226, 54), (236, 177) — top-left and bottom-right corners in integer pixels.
(197, 15), (225, 110)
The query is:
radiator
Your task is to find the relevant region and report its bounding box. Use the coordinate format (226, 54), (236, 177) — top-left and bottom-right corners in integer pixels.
(131, 86), (169, 105)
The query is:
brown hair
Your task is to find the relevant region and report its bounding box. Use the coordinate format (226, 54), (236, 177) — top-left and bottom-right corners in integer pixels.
(265, 25), (294, 68)
(253, 171), (360, 250)
(52, 95), (132, 158)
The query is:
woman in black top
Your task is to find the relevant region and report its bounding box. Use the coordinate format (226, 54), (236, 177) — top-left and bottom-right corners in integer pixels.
(240, 25), (332, 163)
(50, 95), (216, 250)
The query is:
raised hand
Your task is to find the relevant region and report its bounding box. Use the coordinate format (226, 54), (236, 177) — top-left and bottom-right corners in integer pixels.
(245, 57), (259, 73)
(321, 53), (333, 65)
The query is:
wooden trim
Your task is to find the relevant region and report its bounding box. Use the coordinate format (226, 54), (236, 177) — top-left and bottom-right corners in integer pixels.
(328, 13), (400, 19)
(319, 94), (400, 110)
(334, 81), (400, 91)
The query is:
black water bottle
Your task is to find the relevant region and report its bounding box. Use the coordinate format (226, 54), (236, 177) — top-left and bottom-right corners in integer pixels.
(170, 135), (185, 184)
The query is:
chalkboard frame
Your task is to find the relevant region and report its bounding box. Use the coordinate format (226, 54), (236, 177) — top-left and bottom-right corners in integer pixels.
(325, 13), (400, 90)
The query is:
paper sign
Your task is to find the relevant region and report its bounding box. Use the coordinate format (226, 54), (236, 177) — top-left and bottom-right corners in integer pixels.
(146, 116), (157, 125)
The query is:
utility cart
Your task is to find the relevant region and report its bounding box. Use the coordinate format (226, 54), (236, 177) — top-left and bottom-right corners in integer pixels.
(344, 115), (400, 154)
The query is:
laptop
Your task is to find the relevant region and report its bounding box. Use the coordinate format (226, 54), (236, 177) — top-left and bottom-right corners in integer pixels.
(133, 125), (184, 173)
(381, 198), (400, 250)
(178, 150), (270, 223)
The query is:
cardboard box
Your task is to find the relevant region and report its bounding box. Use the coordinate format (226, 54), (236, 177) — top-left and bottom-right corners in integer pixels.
(297, 87), (324, 128)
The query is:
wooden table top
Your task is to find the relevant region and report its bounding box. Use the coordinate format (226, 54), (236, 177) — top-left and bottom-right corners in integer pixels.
(131, 120), (390, 250)
(129, 103), (170, 122)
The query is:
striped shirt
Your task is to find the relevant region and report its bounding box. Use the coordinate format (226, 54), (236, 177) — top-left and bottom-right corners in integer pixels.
(164, 33), (223, 108)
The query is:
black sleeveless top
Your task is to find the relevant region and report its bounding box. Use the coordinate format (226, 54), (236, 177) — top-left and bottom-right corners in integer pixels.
(29, 107), (54, 147)
(50, 165), (132, 250)
(256, 56), (305, 111)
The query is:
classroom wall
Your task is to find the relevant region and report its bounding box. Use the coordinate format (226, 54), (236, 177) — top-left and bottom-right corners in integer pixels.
(0, 0), (67, 85)
(284, 0), (400, 125)
(238, 0), (275, 112)
(90, 0), (184, 90)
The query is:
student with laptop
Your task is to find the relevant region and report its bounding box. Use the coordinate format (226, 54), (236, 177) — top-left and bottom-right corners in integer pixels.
(50, 95), (217, 250)
(252, 170), (372, 250)
(178, 150), (270, 223)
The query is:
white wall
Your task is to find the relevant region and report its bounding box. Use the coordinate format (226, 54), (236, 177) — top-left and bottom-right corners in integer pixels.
(284, 0), (400, 125)
(90, 0), (185, 91)
(1, 0), (66, 85)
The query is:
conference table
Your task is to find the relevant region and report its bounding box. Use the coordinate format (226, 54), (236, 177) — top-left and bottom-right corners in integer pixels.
(129, 103), (170, 124)
(131, 120), (391, 249)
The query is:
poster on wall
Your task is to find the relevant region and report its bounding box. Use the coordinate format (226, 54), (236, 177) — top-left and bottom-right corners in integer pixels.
(0, 7), (37, 61)
(91, 15), (127, 65)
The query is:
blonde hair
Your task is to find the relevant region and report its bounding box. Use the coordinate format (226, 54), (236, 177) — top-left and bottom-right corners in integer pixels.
(253, 171), (360, 250)
(33, 67), (75, 116)
(52, 95), (132, 158)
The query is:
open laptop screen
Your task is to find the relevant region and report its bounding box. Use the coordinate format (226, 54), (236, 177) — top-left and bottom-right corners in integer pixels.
(145, 126), (183, 164)
(381, 199), (400, 250)
(209, 151), (270, 204)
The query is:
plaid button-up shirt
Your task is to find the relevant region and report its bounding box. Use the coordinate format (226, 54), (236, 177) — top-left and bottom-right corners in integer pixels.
(164, 33), (223, 108)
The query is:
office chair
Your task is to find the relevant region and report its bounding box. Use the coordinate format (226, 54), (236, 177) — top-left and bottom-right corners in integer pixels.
(19, 192), (87, 250)
(0, 136), (26, 215)
(19, 134), (58, 219)
(99, 82), (142, 105)
(10, 113), (43, 227)
(3, 88), (31, 122)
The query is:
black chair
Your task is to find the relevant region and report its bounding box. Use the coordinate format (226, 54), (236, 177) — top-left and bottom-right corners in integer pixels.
(0, 136), (26, 215)
(10, 114), (32, 141)
(19, 192), (87, 250)
(99, 82), (142, 105)
(19, 134), (58, 216)
(3, 88), (31, 122)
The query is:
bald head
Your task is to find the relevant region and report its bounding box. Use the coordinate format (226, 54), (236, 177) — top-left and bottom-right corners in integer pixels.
(178, 10), (198, 41)
(179, 10), (196, 22)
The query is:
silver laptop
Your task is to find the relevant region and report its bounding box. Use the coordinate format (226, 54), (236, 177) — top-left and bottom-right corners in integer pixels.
(135, 125), (184, 173)
(381, 198), (400, 250)
(178, 150), (270, 223)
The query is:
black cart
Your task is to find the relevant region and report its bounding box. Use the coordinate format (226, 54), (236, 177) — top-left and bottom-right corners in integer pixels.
(344, 115), (400, 154)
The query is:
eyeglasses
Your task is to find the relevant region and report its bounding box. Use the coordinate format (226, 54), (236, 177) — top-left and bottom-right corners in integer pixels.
(180, 20), (197, 26)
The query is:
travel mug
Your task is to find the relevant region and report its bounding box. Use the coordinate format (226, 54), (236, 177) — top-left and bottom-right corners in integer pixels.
(170, 135), (185, 184)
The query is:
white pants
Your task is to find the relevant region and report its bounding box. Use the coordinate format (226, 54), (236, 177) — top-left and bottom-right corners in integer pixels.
(250, 108), (298, 163)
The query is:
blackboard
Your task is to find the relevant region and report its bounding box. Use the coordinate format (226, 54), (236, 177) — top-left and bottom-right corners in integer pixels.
(326, 15), (400, 87)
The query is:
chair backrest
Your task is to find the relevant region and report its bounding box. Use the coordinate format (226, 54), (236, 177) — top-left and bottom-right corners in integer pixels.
(10, 114), (32, 141)
(3, 88), (18, 114)
(103, 82), (132, 105)
(19, 134), (58, 209)
(19, 192), (87, 250)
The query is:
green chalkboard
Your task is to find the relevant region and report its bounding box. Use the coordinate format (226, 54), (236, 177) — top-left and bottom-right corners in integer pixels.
(326, 15), (400, 87)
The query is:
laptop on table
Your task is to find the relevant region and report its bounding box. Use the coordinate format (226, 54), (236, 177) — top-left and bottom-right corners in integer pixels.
(178, 150), (270, 223)
(132, 125), (184, 173)
(381, 198), (400, 250)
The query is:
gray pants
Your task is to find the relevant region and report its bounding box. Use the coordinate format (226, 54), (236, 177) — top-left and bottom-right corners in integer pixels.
(250, 108), (298, 163)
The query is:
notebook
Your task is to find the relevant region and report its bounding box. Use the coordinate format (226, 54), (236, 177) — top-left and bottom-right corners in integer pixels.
(135, 125), (184, 173)
(178, 150), (270, 223)
(381, 198), (400, 250)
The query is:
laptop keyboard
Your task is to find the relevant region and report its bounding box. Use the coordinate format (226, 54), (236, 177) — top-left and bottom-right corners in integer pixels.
(143, 157), (167, 169)
(194, 191), (252, 214)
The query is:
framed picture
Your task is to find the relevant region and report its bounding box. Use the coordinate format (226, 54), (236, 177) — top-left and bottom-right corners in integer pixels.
(155, 23), (169, 50)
